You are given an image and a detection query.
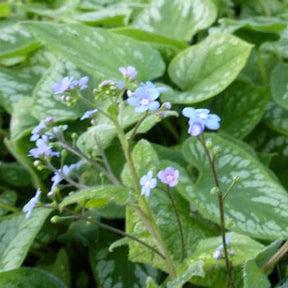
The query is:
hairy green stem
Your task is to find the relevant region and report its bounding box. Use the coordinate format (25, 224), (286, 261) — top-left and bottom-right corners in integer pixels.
(262, 240), (288, 273)
(114, 118), (177, 279)
(62, 207), (165, 259)
(199, 135), (235, 288)
(167, 186), (185, 262)
(58, 140), (120, 185)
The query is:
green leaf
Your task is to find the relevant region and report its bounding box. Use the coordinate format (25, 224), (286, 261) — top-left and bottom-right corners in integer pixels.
(121, 139), (158, 187)
(0, 21), (40, 58)
(0, 190), (17, 216)
(180, 134), (288, 239)
(243, 260), (270, 288)
(23, 22), (165, 81)
(0, 208), (52, 272)
(0, 49), (52, 113)
(271, 63), (288, 110)
(0, 3), (11, 17)
(10, 97), (39, 141)
(263, 101), (288, 136)
(132, 0), (217, 41)
(59, 185), (130, 210)
(0, 162), (31, 187)
(90, 229), (159, 288)
(167, 261), (204, 288)
(146, 277), (161, 288)
(167, 33), (252, 104)
(0, 268), (67, 288)
(189, 233), (264, 287)
(112, 27), (187, 62)
(72, 5), (132, 27)
(213, 81), (269, 139)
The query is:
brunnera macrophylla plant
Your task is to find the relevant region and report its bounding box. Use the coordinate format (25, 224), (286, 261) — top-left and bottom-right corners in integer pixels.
(22, 66), (269, 288)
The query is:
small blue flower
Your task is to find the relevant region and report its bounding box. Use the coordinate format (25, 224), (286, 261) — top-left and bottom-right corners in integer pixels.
(71, 76), (89, 90)
(119, 66), (137, 80)
(80, 109), (98, 120)
(157, 167), (179, 187)
(22, 189), (41, 219)
(29, 138), (60, 159)
(182, 107), (221, 136)
(48, 163), (80, 196)
(127, 82), (167, 113)
(213, 232), (233, 259)
(140, 170), (157, 197)
(30, 119), (47, 141)
(53, 76), (74, 94)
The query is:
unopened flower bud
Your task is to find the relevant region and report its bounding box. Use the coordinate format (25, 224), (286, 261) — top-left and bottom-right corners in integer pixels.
(163, 102), (172, 110)
(71, 133), (78, 141)
(210, 186), (220, 196)
(61, 149), (68, 158)
(212, 146), (221, 157)
(45, 116), (54, 123)
(213, 250), (222, 259)
(205, 139), (213, 149)
(226, 218), (234, 229)
(91, 119), (97, 126)
(232, 176), (241, 184)
(229, 249), (235, 256)
(158, 111), (165, 118)
(50, 216), (60, 223)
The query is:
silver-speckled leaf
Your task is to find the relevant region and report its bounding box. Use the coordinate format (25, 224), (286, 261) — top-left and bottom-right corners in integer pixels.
(168, 33), (252, 103)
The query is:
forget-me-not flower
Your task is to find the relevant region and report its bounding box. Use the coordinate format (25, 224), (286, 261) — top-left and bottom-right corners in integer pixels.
(119, 66), (137, 80)
(182, 107), (221, 136)
(22, 189), (41, 218)
(213, 232), (234, 259)
(29, 137), (60, 159)
(140, 170), (157, 197)
(71, 76), (89, 90)
(127, 82), (167, 113)
(48, 163), (80, 196)
(53, 76), (74, 94)
(30, 119), (48, 141)
(157, 167), (179, 187)
(80, 109), (98, 120)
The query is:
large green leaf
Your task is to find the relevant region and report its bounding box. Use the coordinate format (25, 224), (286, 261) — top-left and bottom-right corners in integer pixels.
(180, 134), (288, 239)
(90, 229), (159, 288)
(243, 260), (270, 288)
(189, 233), (264, 287)
(111, 27), (187, 62)
(271, 63), (288, 110)
(23, 22), (165, 81)
(213, 81), (269, 139)
(0, 190), (17, 216)
(0, 21), (40, 58)
(263, 101), (288, 136)
(132, 0), (217, 41)
(0, 49), (52, 113)
(0, 208), (52, 272)
(0, 268), (67, 288)
(59, 185), (130, 210)
(167, 33), (252, 104)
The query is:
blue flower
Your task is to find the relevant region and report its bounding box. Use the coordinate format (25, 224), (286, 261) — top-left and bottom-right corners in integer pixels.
(127, 82), (167, 113)
(29, 138), (60, 159)
(140, 170), (157, 197)
(213, 232), (233, 259)
(182, 107), (221, 136)
(119, 66), (137, 80)
(157, 167), (179, 187)
(80, 109), (98, 120)
(30, 119), (47, 141)
(71, 76), (89, 90)
(48, 163), (80, 196)
(22, 189), (41, 219)
(53, 76), (74, 94)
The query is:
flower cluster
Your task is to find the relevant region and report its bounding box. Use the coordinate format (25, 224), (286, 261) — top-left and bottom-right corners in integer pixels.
(213, 232), (235, 259)
(182, 107), (221, 136)
(53, 76), (89, 95)
(140, 167), (180, 197)
(29, 117), (67, 159)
